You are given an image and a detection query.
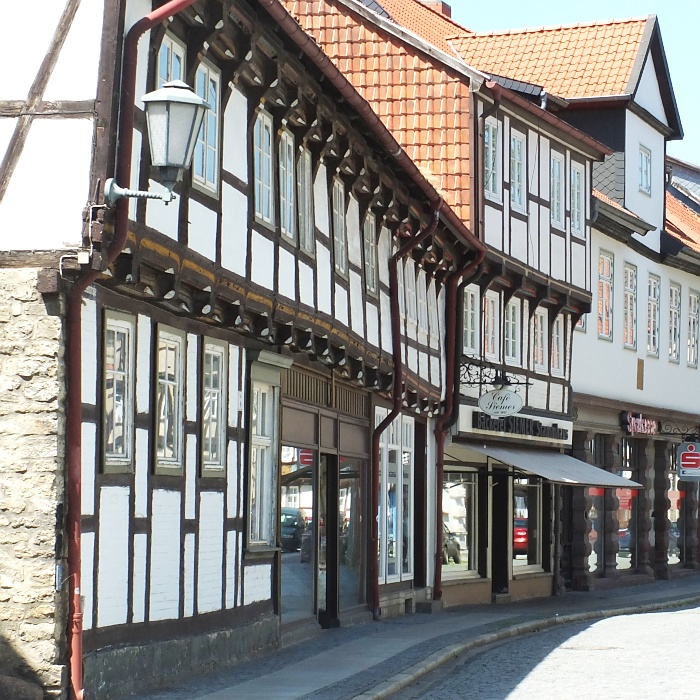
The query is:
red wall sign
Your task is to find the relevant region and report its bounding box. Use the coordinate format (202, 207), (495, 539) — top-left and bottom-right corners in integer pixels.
(678, 442), (700, 480)
(620, 411), (658, 436)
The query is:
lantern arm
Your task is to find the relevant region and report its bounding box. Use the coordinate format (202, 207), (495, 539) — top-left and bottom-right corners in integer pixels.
(104, 178), (175, 208)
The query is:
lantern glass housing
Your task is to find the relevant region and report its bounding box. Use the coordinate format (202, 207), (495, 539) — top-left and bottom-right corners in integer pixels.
(142, 79), (208, 190)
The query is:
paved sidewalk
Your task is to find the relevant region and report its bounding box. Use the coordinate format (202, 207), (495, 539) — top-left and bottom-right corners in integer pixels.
(132, 573), (700, 700)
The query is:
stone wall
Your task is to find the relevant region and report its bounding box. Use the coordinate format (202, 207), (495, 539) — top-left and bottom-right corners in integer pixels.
(0, 267), (67, 697)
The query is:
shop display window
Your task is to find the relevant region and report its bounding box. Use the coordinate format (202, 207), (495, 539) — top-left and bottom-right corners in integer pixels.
(442, 471), (478, 575)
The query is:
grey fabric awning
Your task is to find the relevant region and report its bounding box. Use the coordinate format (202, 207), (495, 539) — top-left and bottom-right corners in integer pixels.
(448, 443), (641, 488)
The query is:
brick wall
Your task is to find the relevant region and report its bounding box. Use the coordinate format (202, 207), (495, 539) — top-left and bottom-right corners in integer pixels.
(0, 267), (66, 696)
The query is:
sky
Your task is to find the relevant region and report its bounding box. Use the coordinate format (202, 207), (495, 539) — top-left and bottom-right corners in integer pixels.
(448, 1), (700, 166)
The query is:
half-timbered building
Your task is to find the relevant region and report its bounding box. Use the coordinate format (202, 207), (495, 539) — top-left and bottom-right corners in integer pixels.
(0, 0), (487, 697)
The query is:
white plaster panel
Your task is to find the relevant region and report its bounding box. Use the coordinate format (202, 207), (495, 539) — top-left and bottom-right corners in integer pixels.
(97, 486), (130, 627)
(125, 0), (152, 107)
(528, 129), (540, 198)
(278, 247), (297, 300)
(346, 196), (362, 267)
(418, 351), (429, 384)
(221, 184), (248, 276)
(243, 564), (272, 605)
(237, 534), (244, 606)
(549, 382), (564, 413)
(298, 260), (315, 308)
(539, 137), (550, 200)
(538, 219), (550, 278)
(528, 379), (548, 411)
(314, 164), (329, 237)
(197, 492), (224, 614)
(238, 348), (247, 430)
(80, 295), (97, 405)
(136, 315), (151, 413)
(81, 531), (95, 631)
(0, 119), (17, 167)
(349, 271), (364, 336)
(484, 205), (502, 251)
(225, 530), (238, 609)
(149, 490), (182, 621)
(334, 283), (349, 328)
(184, 532), (195, 618)
(510, 217), (528, 265)
(550, 235), (566, 282)
(81, 423), (96, 516)
(185, 434), (197, 520)
(431, 356), (442, 396)
(407, 345), (418, 374)
(223, 86), (249, 182)
(132, 532), (147, 624)
(251, 231), (275, 289)
(228, 347), (240, 428)
(146, 181), (179, 240)
(316, 243), (332, 315)
(636, 56), (668, 126)
(188, 199), (218, 261)
(186, 333), (198, 422)
(226, 440), (239, 518)
(380, 293), (392, 353)
(571, 243), (586, 289)
(134, 428), (149, 518)
(365, 302), (379, 348)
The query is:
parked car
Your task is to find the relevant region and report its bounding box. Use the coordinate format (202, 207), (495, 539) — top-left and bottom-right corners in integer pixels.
(513, 518), (528, 555)
(442, 524), (461, 564)
(280, 507), (306, 552)
(669, 523), (680, 556)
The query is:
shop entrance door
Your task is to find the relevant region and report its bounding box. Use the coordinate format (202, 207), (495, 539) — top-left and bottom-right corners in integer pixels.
(317, 454), (339, 627)
(490, 469), (510, 595)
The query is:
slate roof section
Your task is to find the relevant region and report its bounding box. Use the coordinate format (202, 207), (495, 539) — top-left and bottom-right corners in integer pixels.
(356, 0), (391, 19)
(282, 0), (475, 221)
(448, 17), (652, 100)
(666, 191), (700, 254)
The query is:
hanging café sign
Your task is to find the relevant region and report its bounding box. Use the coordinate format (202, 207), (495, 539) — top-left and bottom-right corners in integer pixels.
(478, 388), (524, 418)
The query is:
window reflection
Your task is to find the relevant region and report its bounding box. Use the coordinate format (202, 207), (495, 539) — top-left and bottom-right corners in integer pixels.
(442, 471), (477, 573)
(513, 477), (541, 568)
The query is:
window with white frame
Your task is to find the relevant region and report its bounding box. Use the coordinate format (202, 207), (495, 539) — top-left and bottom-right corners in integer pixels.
(202, 339), (227, 472)
(550, 151), (564, 228)
(405, 258), (417, 324)
(575, 315), (586, 333)
(279, 131), (296, 240)
(193, 62), (219, 191)
(155, 327), (185, 472)
(254, 110), (273, 223)
(571, 162), (585, 236)
(297, 147), (314, 253)
(377, 409), (414, 582)
(533, 308), (548, 371)
(639, 145), (651, 195)
(688, 291), (699, 367)
(363, 213), (377, 294)
(647, 275), (660, 356)
(504, 299), (520, 364)
(483, 291), (499, 360)
(463, 285), (479, 354)
(510, 132), (525, 210)
(428, 280), (439, 339)
(249, 380), (277, 545)
(484, 118), (500, 199)
(623, 264), (637, 350)
(332, 179), (347, 274)
(104, 312), (135, 471)
(157, 34), (185, 88)
(598, 252), (613, 340)
(397, 255), (406, 318)
(417, 269), (429, 333)
(551, 315), (564, 376)
(669, 283), (681, 362)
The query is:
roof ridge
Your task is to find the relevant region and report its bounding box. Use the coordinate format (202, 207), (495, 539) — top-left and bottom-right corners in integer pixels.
(379, 0), (476, 35)
(453, 15), (652, 40)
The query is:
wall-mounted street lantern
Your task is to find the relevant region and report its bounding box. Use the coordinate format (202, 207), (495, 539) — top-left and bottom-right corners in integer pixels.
(104, 80), (208, 208)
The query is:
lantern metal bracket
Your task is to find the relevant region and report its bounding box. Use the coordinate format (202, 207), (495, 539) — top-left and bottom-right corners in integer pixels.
(104, 178), (175, 208)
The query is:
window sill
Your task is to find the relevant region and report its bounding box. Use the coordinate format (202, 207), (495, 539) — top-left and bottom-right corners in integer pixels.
(512, 565), (546, 578)
(441, 568), (482, 582)
(244, 545), (280, 560)
(484, 191), (502, 205)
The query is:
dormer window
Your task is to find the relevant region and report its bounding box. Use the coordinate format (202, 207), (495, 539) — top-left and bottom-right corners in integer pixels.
(639, 145), (651, 195)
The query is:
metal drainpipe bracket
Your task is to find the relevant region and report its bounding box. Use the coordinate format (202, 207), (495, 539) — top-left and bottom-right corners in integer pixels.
(104, 177), (175, 208)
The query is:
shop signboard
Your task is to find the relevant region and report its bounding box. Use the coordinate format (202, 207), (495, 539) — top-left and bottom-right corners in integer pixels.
(478, 389), (523, 418)
(677, 442), (700, 480)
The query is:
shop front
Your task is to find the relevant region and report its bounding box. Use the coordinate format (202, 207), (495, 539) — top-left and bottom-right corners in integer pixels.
(571, 397), (700, 589)
(441, 406), (640, 605)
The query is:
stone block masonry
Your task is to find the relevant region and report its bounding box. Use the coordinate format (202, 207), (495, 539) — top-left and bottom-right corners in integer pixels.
(0, 268), (67, 698)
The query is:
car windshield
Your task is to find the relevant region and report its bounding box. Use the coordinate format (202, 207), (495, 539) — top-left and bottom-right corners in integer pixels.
(281, 513), (299, 526)
(514, 518), (528, 529)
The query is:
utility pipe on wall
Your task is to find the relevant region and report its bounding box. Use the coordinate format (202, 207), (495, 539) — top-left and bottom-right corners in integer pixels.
(65, 2), (198, 698)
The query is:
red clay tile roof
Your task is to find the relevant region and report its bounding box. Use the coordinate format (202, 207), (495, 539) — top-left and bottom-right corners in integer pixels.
(282, 1), (474, 221)
(666, 191), (700, 254)
(448, 17), (652, 100)
(372, 0), (474, 53)
(593, 189), (635, 217)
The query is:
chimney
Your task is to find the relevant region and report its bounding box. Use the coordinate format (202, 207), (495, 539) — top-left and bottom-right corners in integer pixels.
(420, 1), (452, 17)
